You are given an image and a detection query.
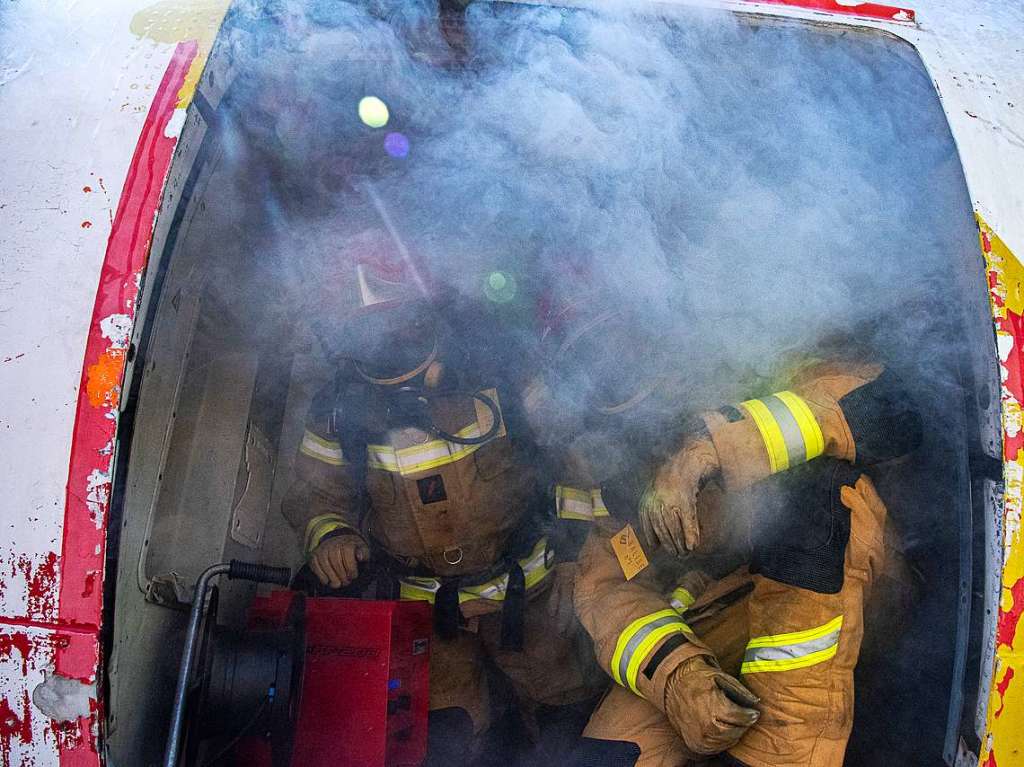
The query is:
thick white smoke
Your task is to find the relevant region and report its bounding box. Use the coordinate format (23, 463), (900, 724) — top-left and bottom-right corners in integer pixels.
(219, 0), (978, 413)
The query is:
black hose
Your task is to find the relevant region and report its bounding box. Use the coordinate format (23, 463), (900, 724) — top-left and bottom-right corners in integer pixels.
(428, 390), (502, 445)
(227, 560), (292, 586)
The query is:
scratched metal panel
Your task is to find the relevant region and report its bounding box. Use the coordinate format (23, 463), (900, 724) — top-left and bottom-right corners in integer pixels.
(0, 624), (99, 763)
(0, 1), (229, 764)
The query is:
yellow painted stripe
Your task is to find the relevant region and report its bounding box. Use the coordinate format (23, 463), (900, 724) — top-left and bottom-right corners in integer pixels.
(775, 390), (825, 460)
(741, 643), (839, 674)
(746, 616), (844, 649)
(740, 398), (790, 473)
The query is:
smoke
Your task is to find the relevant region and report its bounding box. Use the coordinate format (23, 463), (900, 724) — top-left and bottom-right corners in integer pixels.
(175, 4), (986, 760)
(215, 0), (976, 417)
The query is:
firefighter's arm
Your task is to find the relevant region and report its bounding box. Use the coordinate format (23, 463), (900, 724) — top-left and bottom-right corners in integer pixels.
(574, 529), (759, 754)
(281, 420), (368, 586)
(702, 361), (922, 490)
(574, 529), (718, 706)
(642, 362), (922, 553)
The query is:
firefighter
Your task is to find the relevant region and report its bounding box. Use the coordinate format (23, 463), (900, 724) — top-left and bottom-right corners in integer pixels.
(532, 307), (921, 767)
(281, 230), (602, 762)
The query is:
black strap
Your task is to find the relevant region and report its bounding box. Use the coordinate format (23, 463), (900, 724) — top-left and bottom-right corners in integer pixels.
(642, 634), (689, 680)
(501, 562), (526, 651)
(434, 580), (461, 640)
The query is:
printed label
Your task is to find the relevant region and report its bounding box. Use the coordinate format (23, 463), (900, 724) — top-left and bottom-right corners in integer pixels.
(610, 524), (649, 581)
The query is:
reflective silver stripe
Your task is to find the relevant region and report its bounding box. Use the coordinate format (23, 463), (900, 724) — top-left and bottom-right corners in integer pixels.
(741, 626), (842, 674)
(760, 394), (806, 467)
(300, 430), (345, 465)
(616, 614), (686, 690)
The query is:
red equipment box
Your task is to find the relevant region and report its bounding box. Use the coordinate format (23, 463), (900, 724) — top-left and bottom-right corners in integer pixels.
(247, 592), (432, 767)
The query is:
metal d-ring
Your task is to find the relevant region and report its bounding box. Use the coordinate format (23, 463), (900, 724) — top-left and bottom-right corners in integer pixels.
(443, 547), (464, 566)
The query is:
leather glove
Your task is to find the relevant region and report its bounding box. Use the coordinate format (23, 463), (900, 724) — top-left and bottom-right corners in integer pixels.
(309, 533), (370, 588)
(639, 438), (720, 555)
(546, 562), (579, 634)
(664, 656), (760, 756)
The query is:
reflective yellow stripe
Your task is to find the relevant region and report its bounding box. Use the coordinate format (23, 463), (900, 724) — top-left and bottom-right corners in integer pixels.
(740, 398), (790, 473)
(304, 513), (351, 554)
(611, 609), (692, 693)
(624, 622), (690, 695)
(740, 391), (824, 474)
(556, 485), (597, 521)
(299, 430), (345, 466)
(741, 643), (839, 675)
(399, 538), (552, 605)
(555, 486), (611, 521)
(669, 586), (696, 613)
(774, 390), (825, 461)
(741, 615), (843, 675)
(367, 423), (490, 476)
(745, 615), (843, 649)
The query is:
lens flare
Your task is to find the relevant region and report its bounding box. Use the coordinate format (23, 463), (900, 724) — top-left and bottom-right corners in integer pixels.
(484, 271), (517, 303)
(358, 96), (389, 128)
(385, 132), (410, 158)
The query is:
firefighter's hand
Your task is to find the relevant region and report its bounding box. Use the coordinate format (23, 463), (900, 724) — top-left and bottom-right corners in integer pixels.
(665, 656), (760, 756)
(638, 438), (720, 556)
(309, 534), (370, 588)
(546, 562), (578, 634)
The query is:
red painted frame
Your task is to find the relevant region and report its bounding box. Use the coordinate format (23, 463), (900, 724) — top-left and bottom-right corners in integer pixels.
(55, 40), (198, 765)
(741, 0), (915, 23)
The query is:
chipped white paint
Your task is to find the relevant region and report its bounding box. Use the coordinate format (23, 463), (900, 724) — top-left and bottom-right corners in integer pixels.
(86, 469), (111, 531)
(99, 313), (133, 349)
(164, 107), (188, 139)
(32, 670), (95, 723)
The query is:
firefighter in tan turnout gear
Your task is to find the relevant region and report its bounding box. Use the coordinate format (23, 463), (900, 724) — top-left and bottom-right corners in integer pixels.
(535, 310), (921, 767)
(281, 232), (601, 763)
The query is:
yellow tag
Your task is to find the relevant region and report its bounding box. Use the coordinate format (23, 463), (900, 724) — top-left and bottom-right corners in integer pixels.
(610, 524), (649, 581)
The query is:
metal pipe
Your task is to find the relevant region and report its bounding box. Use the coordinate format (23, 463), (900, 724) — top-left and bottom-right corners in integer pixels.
(163, 562), (230, 767)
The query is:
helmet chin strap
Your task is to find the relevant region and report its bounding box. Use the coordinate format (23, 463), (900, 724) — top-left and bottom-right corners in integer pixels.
(355, 338), (439, 386)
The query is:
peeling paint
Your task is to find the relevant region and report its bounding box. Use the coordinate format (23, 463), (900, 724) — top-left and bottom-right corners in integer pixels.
(997, 577), (1024, 649)
(84, 470), (109, 532)
(0, 690), (33, 760)
(98, 313), (132, 350)
(0, 552), (60, 624)
(979, 214), (1024, 766)
(31, 671), (93, 724)
(0, 634), (32, 677)
(164, 106), (187, 139)
(995, 666), (1015, 718)
(84, 346), (126, 409)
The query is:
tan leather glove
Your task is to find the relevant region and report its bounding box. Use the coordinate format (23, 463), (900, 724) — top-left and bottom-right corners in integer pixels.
(546, 562), (579, 634)
(664, 656), (760, 756)
(639, 438), (721, 555)
(309, 534), (370, 588)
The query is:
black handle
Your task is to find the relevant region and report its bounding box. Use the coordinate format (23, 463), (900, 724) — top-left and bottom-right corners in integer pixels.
(227, 560), (292, 586)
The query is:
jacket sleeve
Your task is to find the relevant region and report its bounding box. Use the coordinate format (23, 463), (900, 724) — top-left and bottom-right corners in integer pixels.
(574, 527), (718, 711)
(702, 361), (922, 491)
(281, 389), (365, 556)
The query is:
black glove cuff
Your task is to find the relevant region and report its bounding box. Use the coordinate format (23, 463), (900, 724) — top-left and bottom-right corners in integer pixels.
(839, 368), (922, 465)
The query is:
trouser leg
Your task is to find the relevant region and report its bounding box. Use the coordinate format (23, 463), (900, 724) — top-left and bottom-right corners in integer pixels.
(425, 627), (490, 767)
(727, 473), (888, 767)
(480, 579), (606, 757)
